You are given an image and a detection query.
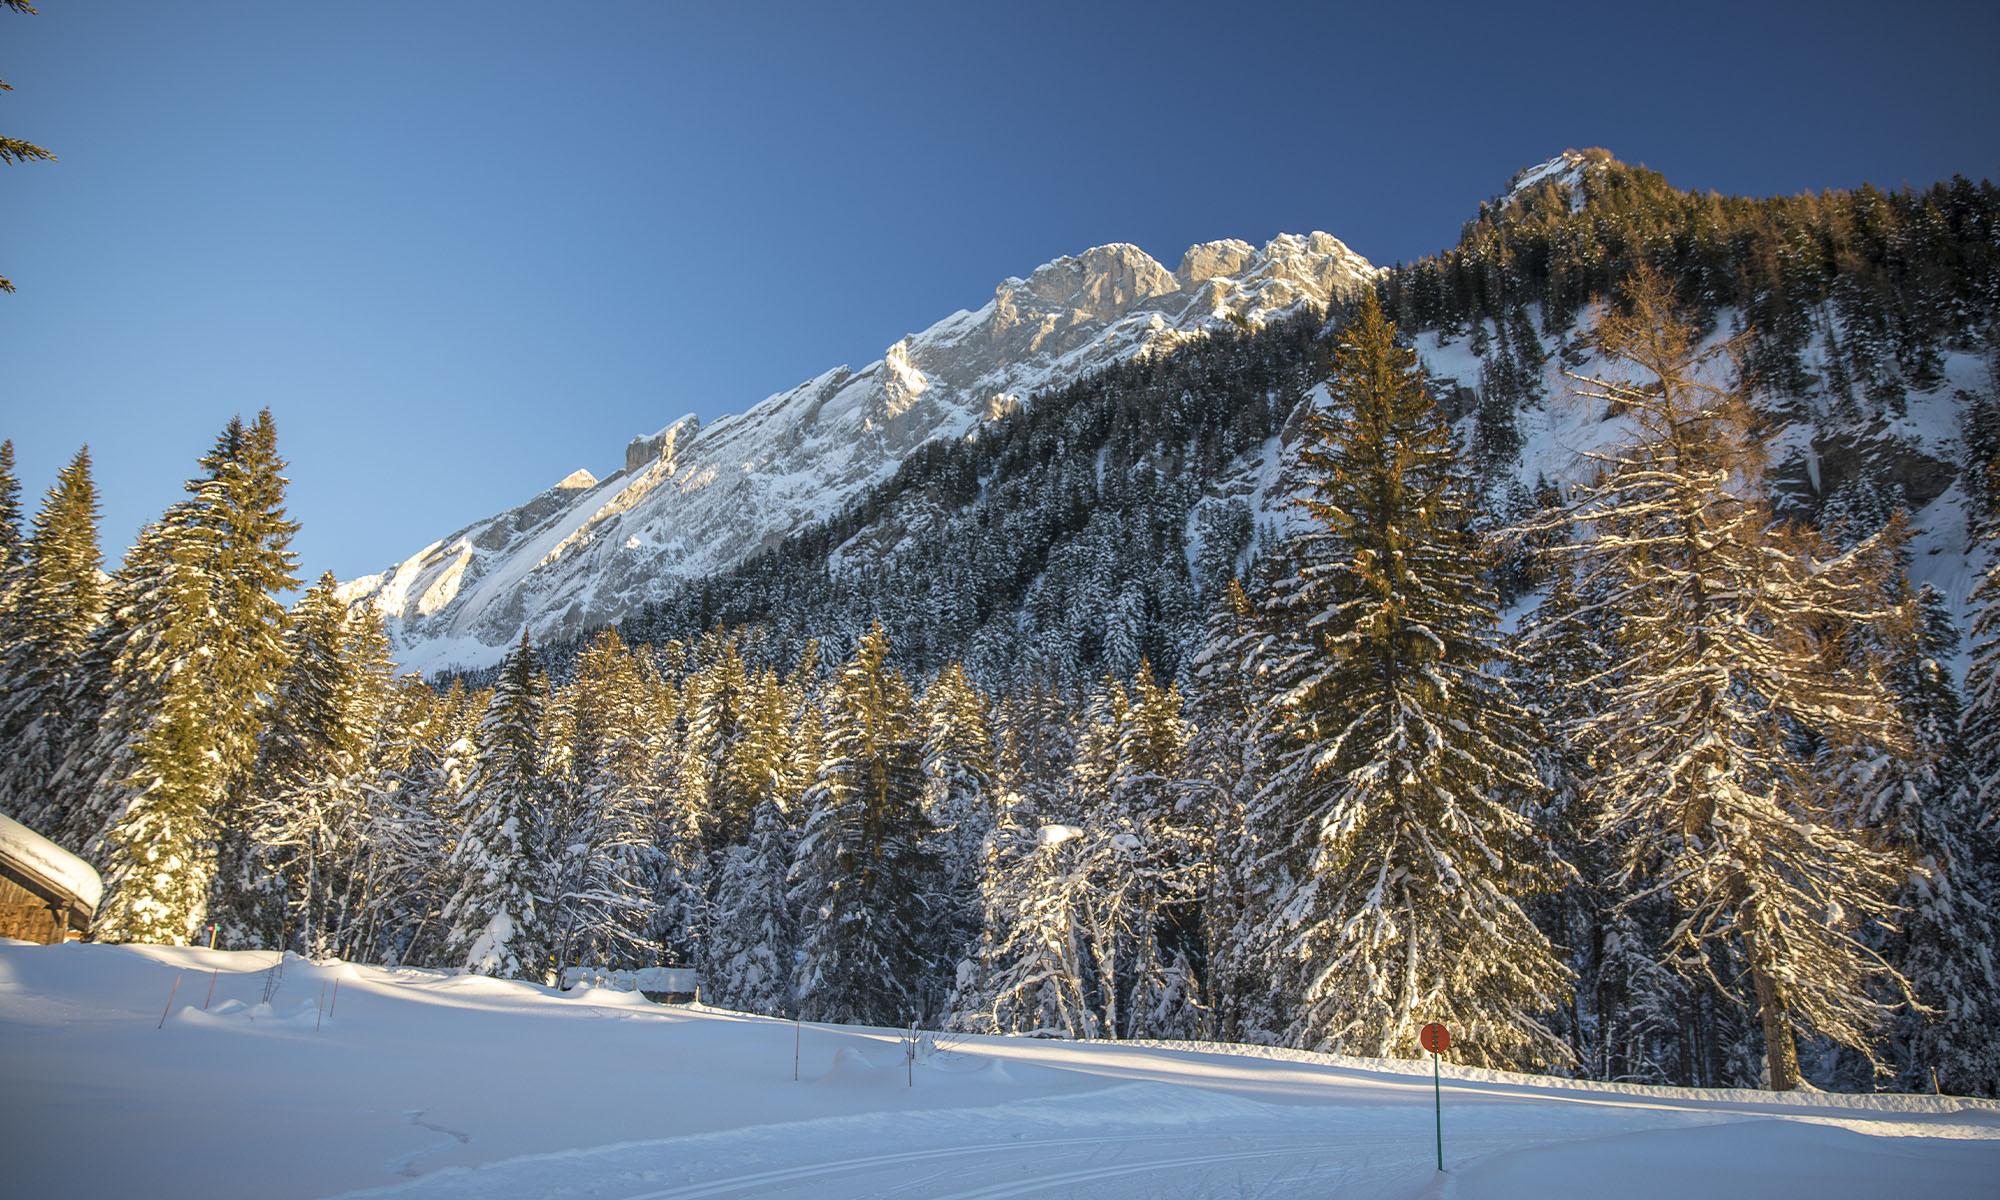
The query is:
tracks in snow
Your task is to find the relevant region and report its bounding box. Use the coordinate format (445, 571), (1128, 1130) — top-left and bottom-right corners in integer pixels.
(624, 1131), (1343, 1200)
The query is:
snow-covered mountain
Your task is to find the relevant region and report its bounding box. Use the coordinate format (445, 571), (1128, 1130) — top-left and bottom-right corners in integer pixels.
(344, 234), (1379, 673)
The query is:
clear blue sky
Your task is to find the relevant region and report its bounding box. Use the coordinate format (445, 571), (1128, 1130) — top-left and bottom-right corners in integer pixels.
(4, 1), (1997, 584)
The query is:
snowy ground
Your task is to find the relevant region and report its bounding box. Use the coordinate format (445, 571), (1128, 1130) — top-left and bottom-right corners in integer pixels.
(2, 942), (1995, 1199)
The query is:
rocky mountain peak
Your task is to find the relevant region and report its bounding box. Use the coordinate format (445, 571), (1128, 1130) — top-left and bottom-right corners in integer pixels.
(1500, 147), (1615, 210)
(348, 227), (1381, 674)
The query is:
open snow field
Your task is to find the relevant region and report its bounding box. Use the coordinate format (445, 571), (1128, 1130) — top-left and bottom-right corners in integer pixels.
(2, 942), (1996, 1199)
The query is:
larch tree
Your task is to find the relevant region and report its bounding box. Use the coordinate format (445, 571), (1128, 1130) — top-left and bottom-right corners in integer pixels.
(1557, 267), (1910, 1091)
(1238, 291), (1571, 1066)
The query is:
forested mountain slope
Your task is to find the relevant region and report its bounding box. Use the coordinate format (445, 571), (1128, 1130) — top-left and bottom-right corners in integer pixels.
(587, 151), (2000, 691)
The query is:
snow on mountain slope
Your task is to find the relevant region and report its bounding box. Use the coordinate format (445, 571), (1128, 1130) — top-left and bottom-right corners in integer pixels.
(1497, 148), (1605, 211)
(2, 942), (1994, 1200)
(345, 234), (1380, 674)
(1405, 304), (1995, 673)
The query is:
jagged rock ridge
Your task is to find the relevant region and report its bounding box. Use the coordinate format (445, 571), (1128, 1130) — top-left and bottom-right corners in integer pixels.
(344, 233), (1380, 673)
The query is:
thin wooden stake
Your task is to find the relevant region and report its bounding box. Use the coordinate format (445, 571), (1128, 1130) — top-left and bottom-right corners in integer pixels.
(329, 977), (341, 1017)
(157, 973), (182, 1029)
(316, 981), (327, 1032)
(793, 1014), (801, 1081)
(202, 967), (219, 1011)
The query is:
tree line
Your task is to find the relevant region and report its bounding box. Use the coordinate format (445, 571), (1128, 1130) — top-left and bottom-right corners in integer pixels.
(4, 273), (1996, 1096)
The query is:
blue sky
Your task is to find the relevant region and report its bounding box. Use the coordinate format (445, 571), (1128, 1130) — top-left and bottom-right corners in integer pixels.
(4, 1), (1997, 584)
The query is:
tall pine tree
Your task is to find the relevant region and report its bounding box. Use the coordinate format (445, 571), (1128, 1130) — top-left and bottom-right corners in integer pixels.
(89, 414), (298, 944)
(441, 632), (551, 979)
(1237, 292), (1570, 1066)
(789, 624), (937, 1025)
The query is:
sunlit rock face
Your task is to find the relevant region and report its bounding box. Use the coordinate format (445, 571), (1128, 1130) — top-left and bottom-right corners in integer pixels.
(343, 233), (1380, 673)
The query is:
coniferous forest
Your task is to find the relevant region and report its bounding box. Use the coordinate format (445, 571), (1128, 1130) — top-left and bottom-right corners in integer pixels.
(5, 157), (2000, 1099)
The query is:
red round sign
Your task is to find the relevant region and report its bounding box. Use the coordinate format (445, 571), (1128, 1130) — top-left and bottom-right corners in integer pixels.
(1420, 1022), (1450, 1054)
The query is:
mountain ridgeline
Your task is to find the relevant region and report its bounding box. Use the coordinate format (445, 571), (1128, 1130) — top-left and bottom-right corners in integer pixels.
(343, 232), (1380, 676)
(490, 150), (2000, 693)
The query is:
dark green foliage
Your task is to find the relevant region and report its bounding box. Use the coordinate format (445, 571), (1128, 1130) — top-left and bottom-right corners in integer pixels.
(0, 446), (103, 830)
(789, 624), (939, 1025)
(1229, 294), (1570, 1065)
(443, 632), (552, 978)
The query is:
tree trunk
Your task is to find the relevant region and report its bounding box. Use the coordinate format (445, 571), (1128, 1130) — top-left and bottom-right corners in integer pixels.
(1749, 957), (1802, 1091)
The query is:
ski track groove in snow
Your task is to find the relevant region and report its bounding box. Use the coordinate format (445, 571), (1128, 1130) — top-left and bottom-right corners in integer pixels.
(924, 1146), (1309, 1200)
(618, 1132), (1194, 1200)
(387, 1111), (472, 1179)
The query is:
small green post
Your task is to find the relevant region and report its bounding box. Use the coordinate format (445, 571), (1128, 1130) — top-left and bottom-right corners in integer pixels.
(1432, 1049), (1443, 1171)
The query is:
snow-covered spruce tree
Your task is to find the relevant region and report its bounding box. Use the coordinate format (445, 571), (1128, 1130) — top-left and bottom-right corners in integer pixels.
(547, 630), (663, 970)
(1558, 268), (1910, 1092)
(1521, 553), (1690, 1083)
(917, 662), (997, 1012)
(0, 439), (20, 585)
(1185, 578), (1277, 1044)
(789, 623), (939, 1026)
(679, 626), (752, 851)
(441, 632), (552, 979)
(951, 789), (1098, 1038)
(1238, 291), (1570, 1067)
(1101, 662), (1204, 1039)
(215, 573), (391, 952)
(0, 446), (103, 833)
(706, 797), (797, 1015)
(1966, 541), (2000, 831)
(363, 680), (479, 966)
(90, 414), (298, 945)
(641, 652), (706, 971)
(1854, 582), (2000, 1095)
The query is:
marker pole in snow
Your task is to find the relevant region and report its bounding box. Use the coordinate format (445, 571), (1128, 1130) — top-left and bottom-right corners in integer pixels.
(203, 967), (219, 1011)
(1420, 1022), (1451, 1172)
(906, 1020), (916, 1088)
(794, 1014), (801, 1081)
(157, 973), (182, 1029)
(316, 982), (327, 1032)
(330, 977), (341, 1018)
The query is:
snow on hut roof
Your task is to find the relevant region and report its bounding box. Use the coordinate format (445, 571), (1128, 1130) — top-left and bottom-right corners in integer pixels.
(0, 811), (103, 911)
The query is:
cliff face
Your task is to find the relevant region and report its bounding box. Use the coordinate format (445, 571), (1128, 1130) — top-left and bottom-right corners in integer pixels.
(341, 234), (1380, 673)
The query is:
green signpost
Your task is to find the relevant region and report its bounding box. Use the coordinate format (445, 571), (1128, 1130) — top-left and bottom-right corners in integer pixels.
(1421, 1022), (1450, 1171)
